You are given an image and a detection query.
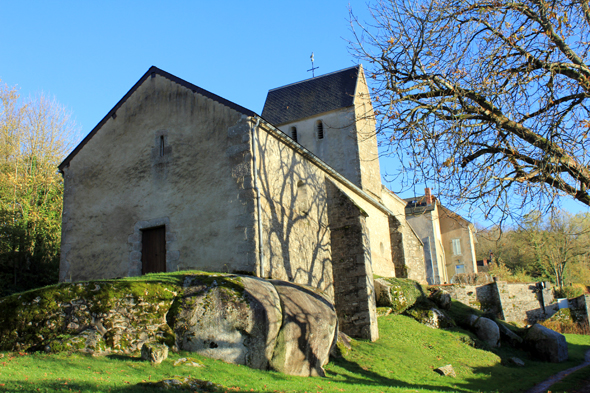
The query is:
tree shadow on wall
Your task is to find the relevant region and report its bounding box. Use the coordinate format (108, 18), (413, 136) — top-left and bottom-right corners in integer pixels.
(256, 131), (332, 296)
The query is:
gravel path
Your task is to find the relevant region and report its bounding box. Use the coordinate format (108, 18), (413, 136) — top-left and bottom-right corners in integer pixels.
(524, 350), (590, 393)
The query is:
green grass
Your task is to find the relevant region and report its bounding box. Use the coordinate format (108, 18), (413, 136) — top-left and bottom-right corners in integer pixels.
(1, 314), (589, 392)
(544, 333), (590, 393)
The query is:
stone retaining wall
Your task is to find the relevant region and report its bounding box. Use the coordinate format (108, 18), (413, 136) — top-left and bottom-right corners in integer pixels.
(434, 281), (565, 325)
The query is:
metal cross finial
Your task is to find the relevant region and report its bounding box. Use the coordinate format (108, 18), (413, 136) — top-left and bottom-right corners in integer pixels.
(307, 52), (319, 77)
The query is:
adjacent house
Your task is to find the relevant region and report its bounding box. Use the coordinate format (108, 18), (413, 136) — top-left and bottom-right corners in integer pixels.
(405, 188), (478, 284)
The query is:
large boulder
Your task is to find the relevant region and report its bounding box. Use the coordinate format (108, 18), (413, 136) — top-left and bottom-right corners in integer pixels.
(0, 273), (340, 378)
(374, 278), (425, 314)
(429, 289), (452, 310)
(269, 280), (338, 377)
(0, 281), (178, 353)
(406, 306), (455, 329)
(524, 323), (568, 362)
(466, 315), (500, 348)
(173, 274), (282, 370)
(498, 323), (523, 348)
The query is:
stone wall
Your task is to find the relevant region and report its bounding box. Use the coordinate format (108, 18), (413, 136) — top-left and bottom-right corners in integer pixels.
(60, 74), (256, 281)
(436, 281), (558, 324)
(439, 283), (502, 316)
(401, 224), (427, 284)
(495, 281), (556, 324)
(255, 122), (334, 297)
(406, 206), (447, 284)
(568, 294), (590, 324)
(387, 215), (427, 284)
(352, 69), (382, 199)
(256, 121), (398, 282)
(326, 180), (378, 341)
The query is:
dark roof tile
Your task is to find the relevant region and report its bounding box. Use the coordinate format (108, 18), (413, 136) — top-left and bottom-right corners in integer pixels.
(261, 66), (360, 125)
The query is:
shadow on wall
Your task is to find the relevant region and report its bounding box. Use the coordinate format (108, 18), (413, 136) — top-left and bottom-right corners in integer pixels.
(256, 131), (333, 297)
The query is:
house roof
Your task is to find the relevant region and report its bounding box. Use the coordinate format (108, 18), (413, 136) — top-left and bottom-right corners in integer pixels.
(405, 195), (475, 229)
(404, 196), (436, 214)
(261, 65), (360, 126)
(58, 66), (257, 171)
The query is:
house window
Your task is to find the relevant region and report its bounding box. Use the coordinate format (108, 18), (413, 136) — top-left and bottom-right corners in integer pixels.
(291, 126), (298, 142)
(455, 264), (465, 274)
(452, 238), (461, 255)
(316, 121), (324, 139)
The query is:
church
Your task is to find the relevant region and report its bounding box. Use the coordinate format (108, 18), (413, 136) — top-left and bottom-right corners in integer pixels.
(58, 65), (428, 340)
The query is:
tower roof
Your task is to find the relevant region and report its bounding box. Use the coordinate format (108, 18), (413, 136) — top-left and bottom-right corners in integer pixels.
(261, 65), (360, 126)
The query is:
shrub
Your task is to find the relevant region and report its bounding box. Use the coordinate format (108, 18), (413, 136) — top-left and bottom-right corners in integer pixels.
(555, 285), (585, 299)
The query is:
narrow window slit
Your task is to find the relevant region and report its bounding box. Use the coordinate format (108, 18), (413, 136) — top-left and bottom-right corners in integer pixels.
(316, 121), (324, 139)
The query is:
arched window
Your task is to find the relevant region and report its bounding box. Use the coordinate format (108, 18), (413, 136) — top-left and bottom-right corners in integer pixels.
(297, 180), (308, 214)
(316, 120), (324, 140)
(290, 126), (298, 142)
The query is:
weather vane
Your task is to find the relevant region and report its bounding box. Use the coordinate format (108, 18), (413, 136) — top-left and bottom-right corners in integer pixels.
(307, 52), (319, 77)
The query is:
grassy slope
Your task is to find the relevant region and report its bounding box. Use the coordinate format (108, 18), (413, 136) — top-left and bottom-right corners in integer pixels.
(545, 333), (590, 393)
(0, 312), (589, 393)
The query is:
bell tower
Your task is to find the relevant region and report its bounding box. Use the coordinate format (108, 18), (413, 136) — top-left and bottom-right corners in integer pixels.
(261, 65), (382, 199)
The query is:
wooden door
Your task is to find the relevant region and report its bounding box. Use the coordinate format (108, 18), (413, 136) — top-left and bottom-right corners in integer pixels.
(141, 226), (166, 274)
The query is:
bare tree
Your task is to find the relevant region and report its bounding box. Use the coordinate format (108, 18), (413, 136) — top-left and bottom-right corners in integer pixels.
(350, 0), (590, 221)
(522, 210), (590, 290)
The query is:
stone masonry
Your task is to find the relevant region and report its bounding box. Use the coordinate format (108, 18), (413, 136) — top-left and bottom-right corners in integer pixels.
(326, 180), (378, 341)
(437, 281), (558, 325)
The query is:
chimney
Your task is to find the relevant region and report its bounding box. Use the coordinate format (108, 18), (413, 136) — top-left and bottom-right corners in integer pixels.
(424, 188), (432, 205)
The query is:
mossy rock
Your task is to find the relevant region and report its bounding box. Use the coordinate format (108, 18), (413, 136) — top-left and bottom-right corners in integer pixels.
(46, 328), (106, 354)
(374, 277), (427, 314)
(376, 307), (393, 317)
(137, 377), (222, 391)
(404, 298), (456, 329)
(330, 331), (353, 358)
(0, 278), (180, 352)
(155, 323), (177, 348)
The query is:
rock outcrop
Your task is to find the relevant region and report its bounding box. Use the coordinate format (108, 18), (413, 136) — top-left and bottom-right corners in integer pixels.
(374, 277), (426, 314)
(173, 275), (281, 370)
(466, 315), (501, 348)
(406, 306), (455, 329)
(524, 323), (568, 362)
(269, 280), (338, 377)
(0, 272), (338, 377)
(141, 342), (169, 364)
(498, 323), (523, 348)
(429, 289), (452, 310)
(0, 281), (178, 354)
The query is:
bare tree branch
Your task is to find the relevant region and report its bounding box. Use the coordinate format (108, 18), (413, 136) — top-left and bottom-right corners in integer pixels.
(350, 0), (590, 221)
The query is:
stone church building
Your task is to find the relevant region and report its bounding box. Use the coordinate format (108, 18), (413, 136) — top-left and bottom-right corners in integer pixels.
(58, 65), (426, 340)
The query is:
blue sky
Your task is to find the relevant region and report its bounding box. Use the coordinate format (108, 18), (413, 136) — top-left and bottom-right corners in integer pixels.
(1, 1), (369, 128)
(1, 1), (588, 222)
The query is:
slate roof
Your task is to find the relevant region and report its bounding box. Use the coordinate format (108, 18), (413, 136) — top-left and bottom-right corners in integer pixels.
(261, 65), (360, 126)
(58, 66), (256, 172)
